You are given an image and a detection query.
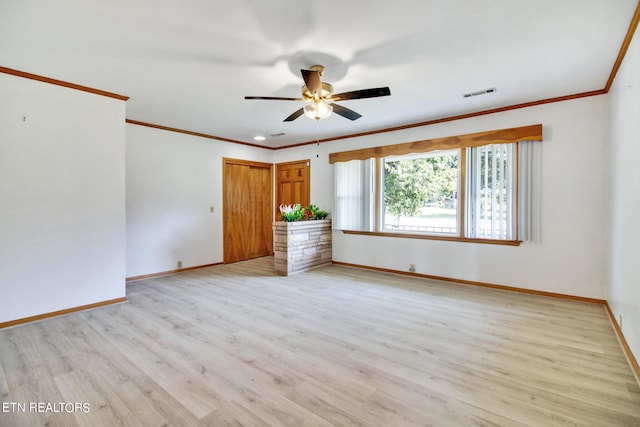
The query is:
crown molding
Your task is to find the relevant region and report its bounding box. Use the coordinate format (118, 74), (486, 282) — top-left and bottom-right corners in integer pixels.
(125, 119), (274, 149)
(605, 0), (640, 92)
(0, 66), (129, 101)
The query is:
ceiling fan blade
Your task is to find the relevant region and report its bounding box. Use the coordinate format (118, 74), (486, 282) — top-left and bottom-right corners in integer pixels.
(245, 96), (304, 101)
(283, 108), (305, 122)
(331, 87), (391, 101)
(331, 103), (362, 121)
(301, 69), (322, 98)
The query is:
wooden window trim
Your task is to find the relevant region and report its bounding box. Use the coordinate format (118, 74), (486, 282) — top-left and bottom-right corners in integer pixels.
(342, 230), (522, 246)
(329, 124), (542, 164)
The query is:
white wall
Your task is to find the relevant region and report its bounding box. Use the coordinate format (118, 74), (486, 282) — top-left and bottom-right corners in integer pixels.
(125, 124), (274, 277)
(0, 73), (126, 323)
(607, 22), (640, 363)
(279, 96), (610, 299)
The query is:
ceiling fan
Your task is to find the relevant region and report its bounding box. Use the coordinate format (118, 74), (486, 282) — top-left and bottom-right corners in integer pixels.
(244, 65), (391, 122)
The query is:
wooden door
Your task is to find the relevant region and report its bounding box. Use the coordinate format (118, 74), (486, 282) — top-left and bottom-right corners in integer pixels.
(223, 158), (273, 263)
(275, 160), (310, 220)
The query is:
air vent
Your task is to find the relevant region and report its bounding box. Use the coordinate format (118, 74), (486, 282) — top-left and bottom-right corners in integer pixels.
(270, 132), (286, 138)
(463, 87), (497, 98)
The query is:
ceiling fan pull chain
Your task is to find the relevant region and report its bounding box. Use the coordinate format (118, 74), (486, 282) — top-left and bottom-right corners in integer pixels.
(316, 119), (320, 158)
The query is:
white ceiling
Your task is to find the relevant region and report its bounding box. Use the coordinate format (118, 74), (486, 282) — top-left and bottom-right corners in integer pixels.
(1, 0), (637, 148)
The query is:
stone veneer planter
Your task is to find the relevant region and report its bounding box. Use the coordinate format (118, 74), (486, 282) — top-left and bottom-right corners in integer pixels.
(273, 219), (332, 276)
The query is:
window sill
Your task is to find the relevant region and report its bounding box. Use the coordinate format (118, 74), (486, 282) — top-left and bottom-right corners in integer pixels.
(341, 230), (521, 246)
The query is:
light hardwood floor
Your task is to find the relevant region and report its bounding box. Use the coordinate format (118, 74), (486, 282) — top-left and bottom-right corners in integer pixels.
(1, 257), (639, 426)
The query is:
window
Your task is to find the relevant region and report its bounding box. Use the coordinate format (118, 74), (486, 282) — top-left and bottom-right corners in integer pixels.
(379, 145), (517, 239)
(330, 125), (542, 244)
(382, 150), (459, 235)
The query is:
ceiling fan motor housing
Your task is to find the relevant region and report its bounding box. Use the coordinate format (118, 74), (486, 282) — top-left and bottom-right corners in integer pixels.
(302, 82), (334, 101)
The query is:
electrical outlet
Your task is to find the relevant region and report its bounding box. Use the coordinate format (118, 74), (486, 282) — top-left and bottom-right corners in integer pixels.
(409, 264), (416, 273)
(177, 261), (183, 269)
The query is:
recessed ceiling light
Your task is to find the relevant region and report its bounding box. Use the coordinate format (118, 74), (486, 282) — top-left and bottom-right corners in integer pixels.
(253, 136), (266, 141)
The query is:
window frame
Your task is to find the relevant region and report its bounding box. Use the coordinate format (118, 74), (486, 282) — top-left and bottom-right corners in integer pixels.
(330, 124), (543, 246)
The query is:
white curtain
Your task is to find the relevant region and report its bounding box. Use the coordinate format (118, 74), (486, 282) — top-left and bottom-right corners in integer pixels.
(333, 159), (375, 231)
(518, 140), (541, 243)
(466, 143), (516, 240)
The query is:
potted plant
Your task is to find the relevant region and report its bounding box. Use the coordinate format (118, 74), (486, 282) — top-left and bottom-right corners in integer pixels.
(279, 203), (329, 222)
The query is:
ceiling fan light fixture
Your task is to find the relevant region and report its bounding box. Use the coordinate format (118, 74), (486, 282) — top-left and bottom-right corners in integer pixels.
(303, 102), (333, 120)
